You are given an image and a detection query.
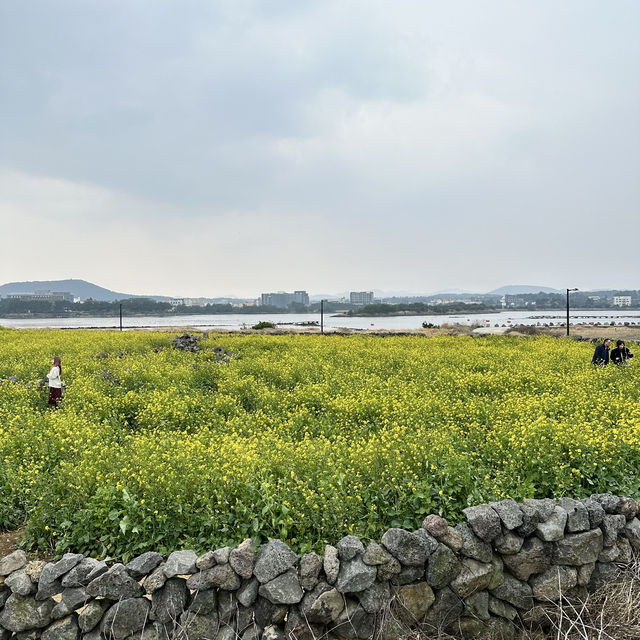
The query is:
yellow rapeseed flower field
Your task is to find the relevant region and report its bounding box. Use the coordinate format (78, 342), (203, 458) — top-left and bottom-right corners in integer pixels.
(0, 327), (638, 560)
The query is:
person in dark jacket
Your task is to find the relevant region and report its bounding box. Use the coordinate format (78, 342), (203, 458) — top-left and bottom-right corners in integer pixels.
(610, 340), (634, 366)
(592, 339), (611, 366)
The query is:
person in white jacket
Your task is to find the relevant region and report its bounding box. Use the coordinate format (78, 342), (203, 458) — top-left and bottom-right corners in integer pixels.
(46, 356), (63, 408)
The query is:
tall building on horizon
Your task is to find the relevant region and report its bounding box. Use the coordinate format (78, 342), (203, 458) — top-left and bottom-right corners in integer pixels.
(350, 291), (374, 306)
(260, 290), (309, 308)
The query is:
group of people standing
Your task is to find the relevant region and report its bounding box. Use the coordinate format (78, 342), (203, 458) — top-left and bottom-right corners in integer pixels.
(592, 339), (634, 367)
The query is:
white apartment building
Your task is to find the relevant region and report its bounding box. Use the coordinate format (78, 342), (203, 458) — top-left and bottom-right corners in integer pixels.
(613, 296), (632, 307)
(350, 291), (374, 305)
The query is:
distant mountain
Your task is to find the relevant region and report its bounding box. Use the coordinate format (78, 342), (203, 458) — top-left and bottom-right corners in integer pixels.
(0, 279), (170, 302)
(487, 285), (563, 295)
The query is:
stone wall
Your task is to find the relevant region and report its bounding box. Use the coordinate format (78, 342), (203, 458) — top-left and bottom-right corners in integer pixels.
(1, 493), (639, 640)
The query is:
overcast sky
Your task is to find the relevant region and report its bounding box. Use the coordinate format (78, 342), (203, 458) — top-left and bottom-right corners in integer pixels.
(1, 1), (638, 297)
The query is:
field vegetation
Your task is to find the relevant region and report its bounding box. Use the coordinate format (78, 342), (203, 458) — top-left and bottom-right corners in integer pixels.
(0, 328), (638, 561)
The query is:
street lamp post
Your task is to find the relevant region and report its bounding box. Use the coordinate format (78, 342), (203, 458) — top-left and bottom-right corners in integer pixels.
(320, 299), (326, 334)
(566, 288), (578, 336)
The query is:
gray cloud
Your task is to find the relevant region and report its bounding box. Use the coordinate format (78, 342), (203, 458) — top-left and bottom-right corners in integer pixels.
(0, 1), (638, 295)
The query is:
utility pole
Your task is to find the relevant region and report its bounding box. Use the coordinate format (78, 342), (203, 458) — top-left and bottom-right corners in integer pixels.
(320, 299), (325, 334)
(119, 303), (123, 332)
(566, 288), (578, 336)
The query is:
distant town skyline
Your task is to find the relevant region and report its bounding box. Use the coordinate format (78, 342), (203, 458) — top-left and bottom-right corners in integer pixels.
(1, 2), (638, 296)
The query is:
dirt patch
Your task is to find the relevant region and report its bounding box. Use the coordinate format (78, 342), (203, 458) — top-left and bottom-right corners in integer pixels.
(0, 527), (24, 558)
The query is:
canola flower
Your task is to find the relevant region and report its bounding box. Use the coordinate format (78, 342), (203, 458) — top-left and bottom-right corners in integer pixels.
(0, 326), (638, 560)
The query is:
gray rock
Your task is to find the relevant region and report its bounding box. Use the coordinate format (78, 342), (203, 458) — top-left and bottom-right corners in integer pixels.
(0, 593), (54, 632)
(464, 591), (490, 621)
(0, 550), (28, 576)
(588, 562), (621, 589)
(83, 561), (108, 584)
(262, 625), (285, 640)
(490, 574), (533, 610)
(299, 552), (322, 591)
(36, 572), (63, 601)
(336, 536), (365, 562)
(178, 610), (219, 640)
(101, 598), (150, 640)
(241, 626), (259, 640)
(616, 537), (633, 564)
(236, 604), (254, 632)
(490, 500), (524, 530)
(522, 498), (556, 522)
(125, 552), (163, 580)
(457, 616), (486, 638)
(324, 545), (340, 585)
(48, 555), (84, 585)
(425, 542), (461, 589)
(591, 493), (623, 514)
(229, 539), (255, 579)
(189, 589), (217, 616)
(577, 562), (595, 586)
(620, 497), (639, 520)
(422, 587), (464, 631)
(553, 529), (603, 565)
(362, 541), (392, 566)
(6, 570), (36, 596)
(413, 528), (438, 555)
(42, 615), (79, 640)
(422, 514), (449, 537)
(24, 560), (47, 583)
(51, 587), (88, 618)
(81, 629), (102, 640)
(488, 553), (504, 590)
(237, 577), (259, 607)
(258, 568), (303, 604)
(381, 528), (429, 566)
(536, 506), (567, 542)
(216, 625), (237, 640)
(212, 547), (232, 565)
(253, 540), (298, 584)
(0, 590), (9, 609)
(502, 537), (550, 581)
(376, 557), (401, 581)
(438, 526), (463, 552)
(394, 582), (435, 622)
(332, 600), (375, 639)
(488, 595), (517, 621)
(558, 498), (590, 533)
(390, 565), (423, 586)
(186, 564), (241, 591)
(217, 590), (237, 623)
(601, 514), (626, 547)
(150, 577), (189, 624)
(485, 616), (516, 640)
(582, 498), (605, 528)
(456, 523), (492, 563)
(78, 599), (109, 632)
(449, 558), (493, 598)
(38, 557), (85, 601)
(463, 504), (502, 542)
(195, 551), (217, 570)
(163, 550), (197, 578)
(624, 517), (640, 549)
(530, 566), (578, 601)
(61, 558), (105, 588)
(306, 587), (345, 623)
(493, 531), (524, 555)
(284, 605), (323, 640)
(86, 563), (142, 600)
(335, 556), (377, 593)
(144, 563), (167, 594)
(356, 581), (390, 614)
(254, 596), (287, 628)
